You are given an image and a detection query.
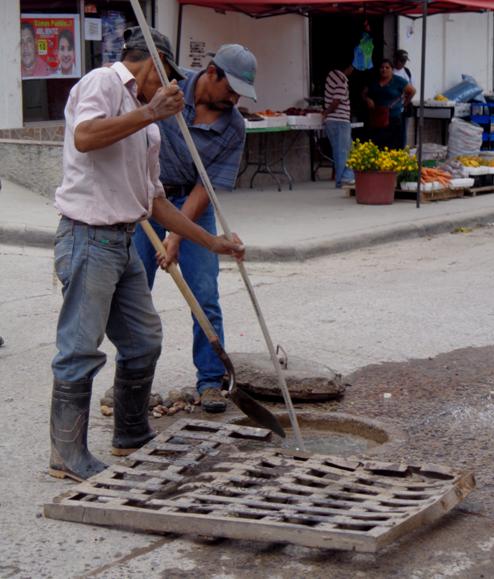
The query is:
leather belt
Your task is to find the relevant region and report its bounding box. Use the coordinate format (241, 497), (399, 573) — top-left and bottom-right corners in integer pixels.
(163, 184), (195, 198)
(68, 218), (136, 233)
(102, 222), (137, 233)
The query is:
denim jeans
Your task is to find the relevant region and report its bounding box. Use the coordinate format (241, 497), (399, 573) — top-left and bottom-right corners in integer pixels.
(52, 217), (162, 382)
(324, 120), (354, 187)
(133, 197), (224, 394)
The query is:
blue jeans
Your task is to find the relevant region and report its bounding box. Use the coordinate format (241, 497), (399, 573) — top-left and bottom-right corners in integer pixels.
(324, 120), (354, 187)
(133, 197), (224, 394)
(52, 217), (162, 382)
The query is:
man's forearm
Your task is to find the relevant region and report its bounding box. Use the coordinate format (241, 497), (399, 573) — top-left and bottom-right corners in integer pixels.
(326, 98), (341, 114)
(403, 86), (416, 107)
(74, 108), (154, 152)
(171, 184), (210, 228)
(150, 196), (214, 249)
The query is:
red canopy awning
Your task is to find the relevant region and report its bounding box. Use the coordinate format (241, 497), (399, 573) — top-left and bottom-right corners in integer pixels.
(177, 0), (494, 18)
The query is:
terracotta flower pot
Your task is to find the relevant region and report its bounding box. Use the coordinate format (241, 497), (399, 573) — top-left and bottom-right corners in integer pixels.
(354, 170), (397, 205)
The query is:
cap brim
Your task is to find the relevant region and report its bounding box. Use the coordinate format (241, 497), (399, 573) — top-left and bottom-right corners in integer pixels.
(167, 60), (186, 81)
(225, 72), (257, 101)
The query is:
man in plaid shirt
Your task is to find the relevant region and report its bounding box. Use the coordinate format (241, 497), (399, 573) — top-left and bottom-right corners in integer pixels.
(134, 43), (257, 413)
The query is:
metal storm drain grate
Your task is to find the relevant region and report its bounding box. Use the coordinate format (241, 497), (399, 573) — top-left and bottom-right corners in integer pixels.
(44, 419), (475, 553)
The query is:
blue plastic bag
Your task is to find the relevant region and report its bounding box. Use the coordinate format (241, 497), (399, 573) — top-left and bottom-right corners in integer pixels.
(353, 33), (374, 71)
(443, 75), (483, 103)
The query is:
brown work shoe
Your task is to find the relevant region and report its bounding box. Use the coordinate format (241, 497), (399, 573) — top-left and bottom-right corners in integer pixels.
(200, 387), (227, 413)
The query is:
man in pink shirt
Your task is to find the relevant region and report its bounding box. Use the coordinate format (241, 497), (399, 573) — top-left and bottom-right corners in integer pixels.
(50, 26), (245, 482)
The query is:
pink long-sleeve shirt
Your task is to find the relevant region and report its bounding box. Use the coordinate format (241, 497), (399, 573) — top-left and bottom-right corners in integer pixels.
(55, 62), (165, 225)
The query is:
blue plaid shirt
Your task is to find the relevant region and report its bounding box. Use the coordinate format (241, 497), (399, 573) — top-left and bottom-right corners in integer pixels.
(157, 69), (245, 191)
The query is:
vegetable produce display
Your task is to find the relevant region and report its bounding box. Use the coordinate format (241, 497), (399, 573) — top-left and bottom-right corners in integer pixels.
(437, 159), (467, 178)
(457, 155), (494, 168)
(419, 167), (451, 186)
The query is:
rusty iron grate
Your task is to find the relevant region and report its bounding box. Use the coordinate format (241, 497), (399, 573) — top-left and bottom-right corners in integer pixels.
(44, 419), (475, 552)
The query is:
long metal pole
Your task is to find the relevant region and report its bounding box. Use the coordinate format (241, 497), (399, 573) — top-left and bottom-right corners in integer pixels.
(416, 0), (429, 209)
(128, 0), (305, 450)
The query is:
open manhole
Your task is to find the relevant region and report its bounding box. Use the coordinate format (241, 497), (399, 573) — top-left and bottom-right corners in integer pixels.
(231, 411), (403, 456)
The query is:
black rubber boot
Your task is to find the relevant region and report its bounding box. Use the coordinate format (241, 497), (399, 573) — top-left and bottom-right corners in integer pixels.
(111, 365), (157, 456)
(49, 379), (107, 482)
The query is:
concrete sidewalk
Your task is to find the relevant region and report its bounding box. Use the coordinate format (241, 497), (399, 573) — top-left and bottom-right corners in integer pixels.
(3, 177), (494, 260)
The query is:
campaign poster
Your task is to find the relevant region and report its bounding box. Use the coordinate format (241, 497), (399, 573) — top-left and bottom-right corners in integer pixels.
(20, 14), (81, 79)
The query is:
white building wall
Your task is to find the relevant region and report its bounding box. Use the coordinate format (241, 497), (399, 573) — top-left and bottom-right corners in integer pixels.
(0, 0), (22, 130)
(155, 0), (180, 49)
(398, 12), (493, 99)
(175, 5), (308, 111)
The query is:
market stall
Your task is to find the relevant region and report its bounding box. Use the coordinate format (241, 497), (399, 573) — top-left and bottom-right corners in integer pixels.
(178, 0), (494, 206)
(240, 110), (324, 190)
(237, 112), (365, 190)
(178, 0), (494, 18)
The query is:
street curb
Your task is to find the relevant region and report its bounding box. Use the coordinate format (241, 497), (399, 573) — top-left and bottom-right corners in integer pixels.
(2, 209), (494, 262)
(0, 223), (54, 248)
(243, 209), (494, 262)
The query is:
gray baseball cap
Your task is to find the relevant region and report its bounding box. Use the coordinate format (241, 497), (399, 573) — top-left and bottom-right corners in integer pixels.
(123, 26), (185, 80)
(212, 44), (257, 101)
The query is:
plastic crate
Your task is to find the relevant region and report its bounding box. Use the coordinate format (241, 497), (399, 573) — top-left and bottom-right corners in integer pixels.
(471, 101), (494, 116)
(471, 115), (490, 124)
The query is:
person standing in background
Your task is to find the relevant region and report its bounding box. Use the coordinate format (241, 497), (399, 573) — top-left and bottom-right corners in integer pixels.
(393, 49), (414, 148)
(323, 59), (355, 188)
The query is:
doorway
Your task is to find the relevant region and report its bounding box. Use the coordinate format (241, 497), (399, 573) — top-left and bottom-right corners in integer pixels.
(309, 14), (396, 120)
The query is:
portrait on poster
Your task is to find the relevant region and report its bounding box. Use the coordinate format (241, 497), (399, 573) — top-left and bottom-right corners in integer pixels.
(21, 14), (81, 79)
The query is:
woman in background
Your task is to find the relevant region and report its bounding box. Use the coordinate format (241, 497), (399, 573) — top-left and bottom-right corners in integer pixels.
(363, 59), (415, 149)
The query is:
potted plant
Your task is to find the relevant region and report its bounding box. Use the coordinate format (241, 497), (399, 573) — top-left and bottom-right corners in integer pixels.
(347, 140), (418, 204)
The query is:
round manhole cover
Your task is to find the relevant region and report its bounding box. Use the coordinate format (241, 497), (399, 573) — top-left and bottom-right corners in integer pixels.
(230, 352), (346, 401)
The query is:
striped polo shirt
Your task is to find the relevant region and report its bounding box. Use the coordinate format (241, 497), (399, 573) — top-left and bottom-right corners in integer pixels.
(324, 69), (351, 122)
(157, 69), (246, 191)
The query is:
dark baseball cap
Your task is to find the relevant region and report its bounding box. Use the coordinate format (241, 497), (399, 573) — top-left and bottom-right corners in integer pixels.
(123, 26), (184, 80)
(395, 49), (410, 62)
(212, 44), (257, 101)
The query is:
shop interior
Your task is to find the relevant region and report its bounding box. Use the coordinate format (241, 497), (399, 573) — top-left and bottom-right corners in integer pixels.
(309, 13), (394, 121)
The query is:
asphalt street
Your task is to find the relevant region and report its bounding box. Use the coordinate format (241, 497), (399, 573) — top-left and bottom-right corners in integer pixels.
(1, 225), (494, 577)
